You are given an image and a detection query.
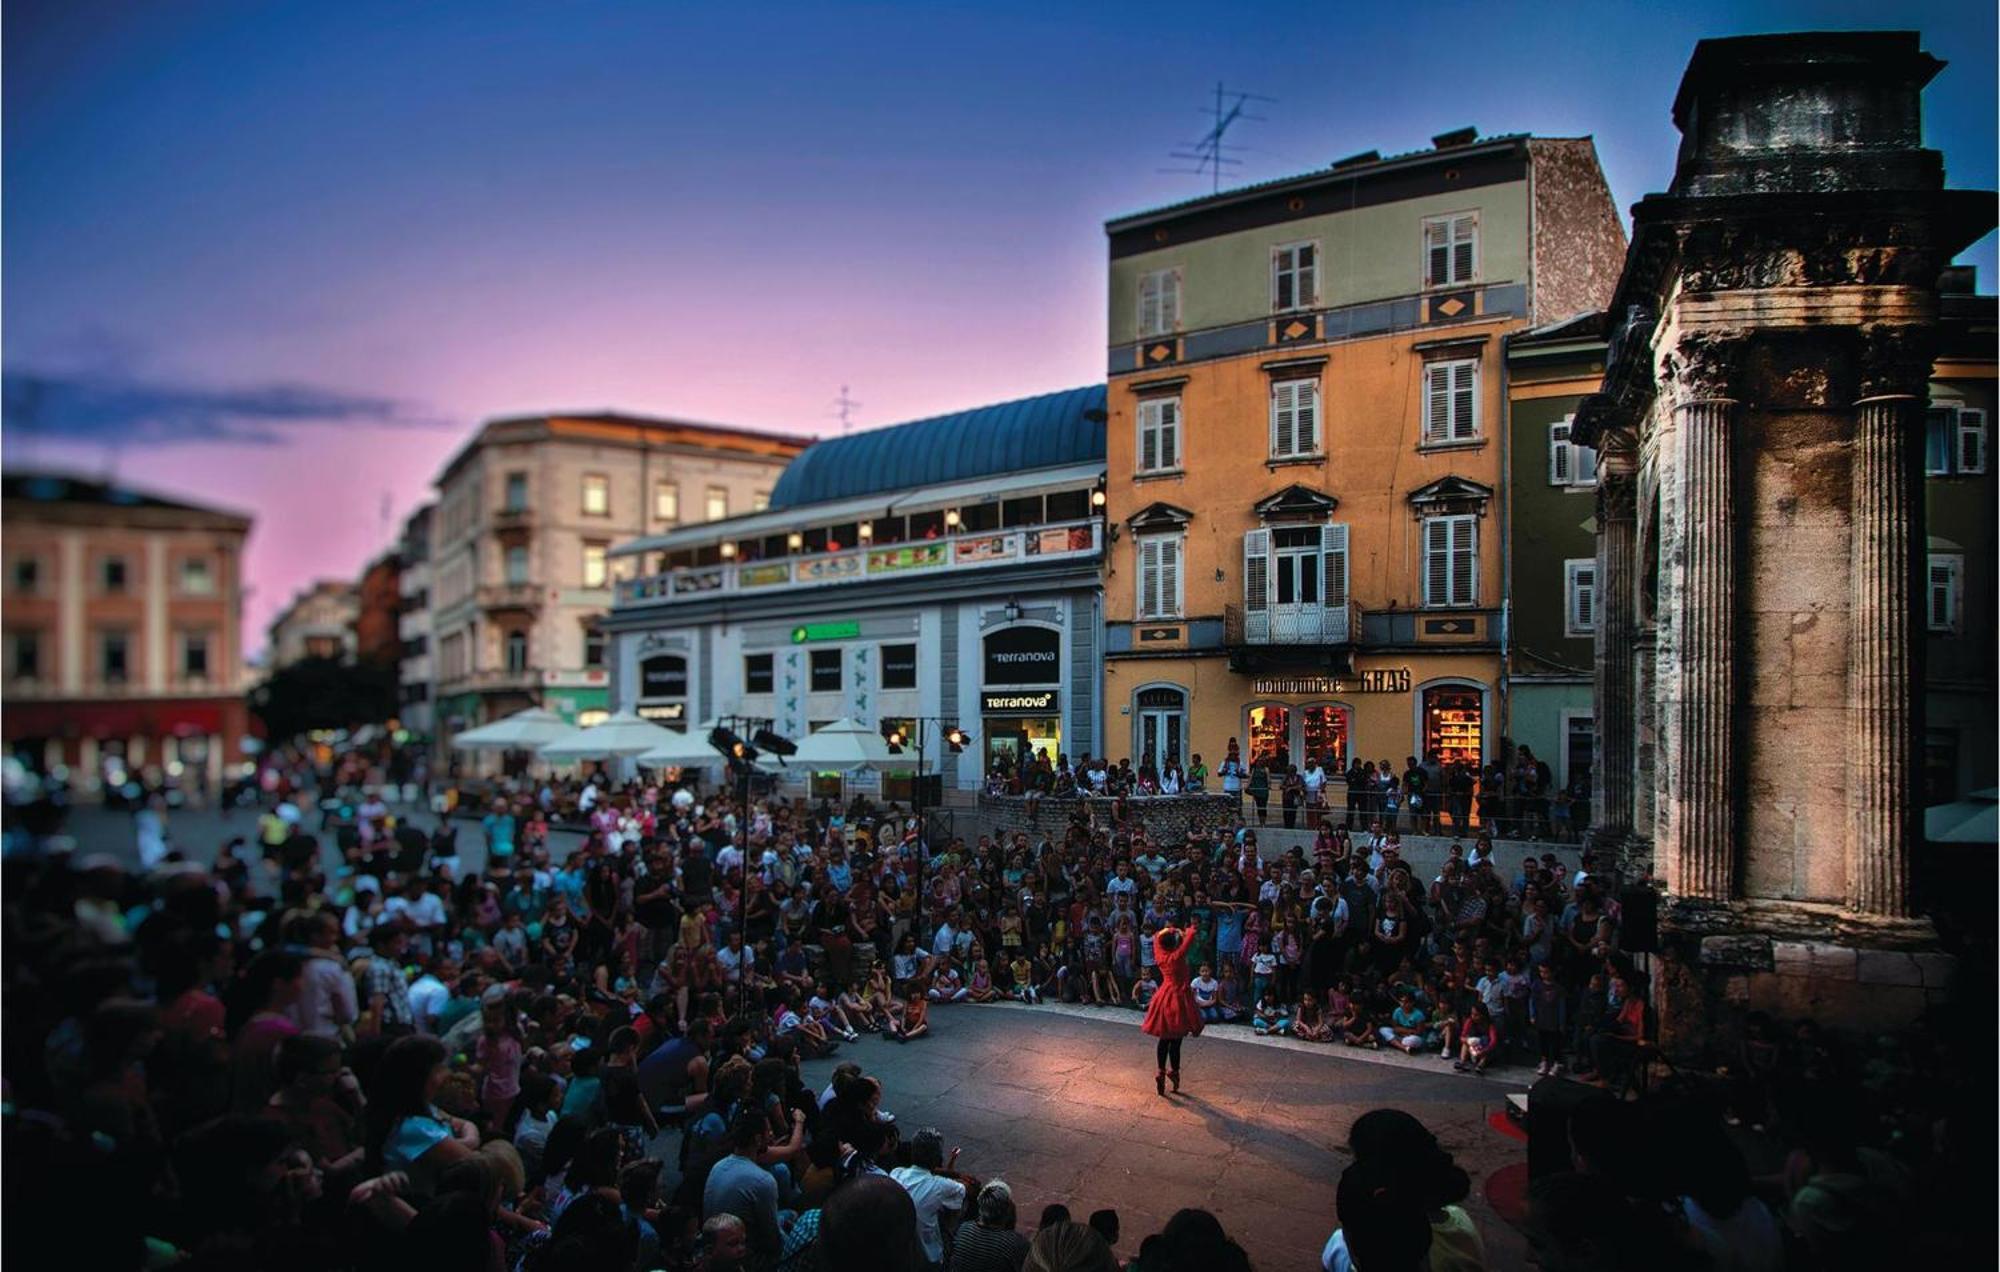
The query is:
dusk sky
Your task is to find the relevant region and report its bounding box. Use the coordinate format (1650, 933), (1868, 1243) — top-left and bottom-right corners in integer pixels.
(5, 0), (1994, 649)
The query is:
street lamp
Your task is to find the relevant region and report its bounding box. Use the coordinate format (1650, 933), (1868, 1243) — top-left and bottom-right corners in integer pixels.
(879, 717), (969, 954)
(709, 716), (793, 1016)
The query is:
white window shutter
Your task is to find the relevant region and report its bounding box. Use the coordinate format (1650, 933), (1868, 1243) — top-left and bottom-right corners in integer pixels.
(1928, 556), (1960, 632)
(1243, 529), (1271, 613)
(1138, 402), (1158, 472)
(1164, 271), (1180, 331)
(1423, 517), (1450, 607)
(1322, 523), (1349, 609)
(1425, 219), (1449, 287)
(1575, 442), (1598, 486)
(1298, 381), (1319, 453)
(1162, 538), (1182, 616)
(1272, 382), (1296, 456)
(1452, 215), (1476, 282)
(1568, 560), (1597, 634)
(1139, 274), (1158, 336)
(1451, 361), (1477, 439)
(1138, 540), (1158, 618)
(1550, 422), (1573, 484)
(1299, 243), (1316, 306)
(1451, 516), (1477, 605)
(1161, 400), (1179, 468)
(1424, 364), (1449, 443)
(1959, 408), (1988, 475)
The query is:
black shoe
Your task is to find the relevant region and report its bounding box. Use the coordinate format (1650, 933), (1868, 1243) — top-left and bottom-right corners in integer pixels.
(1155, 1071), (1166, 1097)
(1169, 1069), (1181, 1093)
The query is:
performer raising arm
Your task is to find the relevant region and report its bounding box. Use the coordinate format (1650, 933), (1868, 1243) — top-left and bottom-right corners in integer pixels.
(1140, 921), (1203, 1096)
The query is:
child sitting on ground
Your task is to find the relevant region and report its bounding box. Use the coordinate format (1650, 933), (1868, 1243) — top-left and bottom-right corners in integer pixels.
(1131, 966), (1160, 1009)
(1007, 952), (1040, 1004)
(808, 980), (860, 1043)
(967, 959), (999, 1003)
(1252, 990), (1289, 1036)
(1292, 990), (1333, 1042)
(1454, 1001), (1499, 1074)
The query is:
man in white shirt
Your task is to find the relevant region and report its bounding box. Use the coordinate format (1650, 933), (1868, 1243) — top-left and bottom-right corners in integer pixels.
(578, 781), (599, 815)
(890, 1128), (967, 1266)
(716, 931), (753, 985)
(407, 957), (453, 1033)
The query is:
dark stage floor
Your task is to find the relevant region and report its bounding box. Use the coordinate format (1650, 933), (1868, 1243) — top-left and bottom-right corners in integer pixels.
(739, 1002), (1534, 1270)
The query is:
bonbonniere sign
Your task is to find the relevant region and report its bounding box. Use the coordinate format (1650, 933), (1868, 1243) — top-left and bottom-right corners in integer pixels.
(1252, 669), (1412, 694)
(983, 625), (1060, 685)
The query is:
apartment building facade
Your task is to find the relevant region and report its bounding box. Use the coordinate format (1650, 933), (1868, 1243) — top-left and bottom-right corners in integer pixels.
(429, 413), (806, 743)
(266, 580), (360, 668)
(2, 472), (254, 787)
(398, 503), (437, 736)
(1099, 130), (1625, 782)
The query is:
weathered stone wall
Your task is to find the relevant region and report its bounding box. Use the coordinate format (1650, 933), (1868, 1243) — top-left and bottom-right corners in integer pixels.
(1529, 137), (1629, 326)
(960, 794), (1240, 846)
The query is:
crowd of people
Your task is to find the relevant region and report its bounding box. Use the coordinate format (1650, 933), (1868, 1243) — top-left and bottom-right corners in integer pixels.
(979, 738), (1592, 844)
(1, 753), (1985, 1271)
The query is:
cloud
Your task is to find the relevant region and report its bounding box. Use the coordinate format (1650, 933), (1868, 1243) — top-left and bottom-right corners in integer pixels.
(2, 369), (452, 446)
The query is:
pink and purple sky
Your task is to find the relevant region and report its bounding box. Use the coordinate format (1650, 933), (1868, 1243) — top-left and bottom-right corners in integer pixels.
(5, 0), (1994, 651)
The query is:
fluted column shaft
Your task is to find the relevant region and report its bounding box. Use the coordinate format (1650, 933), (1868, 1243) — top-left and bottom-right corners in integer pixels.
(1593, 472), (1637, 839)
(1665, 398), (1737, 901)
(1845, 395), (1920, 917)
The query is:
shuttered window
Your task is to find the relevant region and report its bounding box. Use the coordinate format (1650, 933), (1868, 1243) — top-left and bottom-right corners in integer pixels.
(1928, 554), (1962, 633)
(1138, 268), (1181, 337)
(1139, 536), (1183, 619)
(1270, 379), (1321, 459)
(1322, 523), (1349, 608)
(1422, 359), (1479, 444)
(1242, 529), (1270, 613)
(1548, 418), (1598, 487)
(1422, 514), (1477, 608)
(1565, 559), (1598, 636)
(1137, 397), (1181, 473)
(1423, 212), (1478, 287)
(1272, 241), (1318, 312)
(1958, 408), (1988, 475)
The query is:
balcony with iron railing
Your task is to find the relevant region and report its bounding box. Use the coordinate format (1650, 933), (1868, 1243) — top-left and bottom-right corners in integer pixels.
(1224, 598), (1359, 646)
(615, 517), (1102, 607)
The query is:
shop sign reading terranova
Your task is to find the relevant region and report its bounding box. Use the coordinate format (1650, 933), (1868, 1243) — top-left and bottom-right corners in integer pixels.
(1251, 669), (1412, 695)
(983, 625), (1061, 685)
(982, 689), (1059, 714)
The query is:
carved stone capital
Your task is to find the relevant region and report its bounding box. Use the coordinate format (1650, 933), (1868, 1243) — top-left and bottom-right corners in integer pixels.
(1661, 333), (1749, 404)
(1854, 323), (1938, 402)
(1597, 466), (1638, 521)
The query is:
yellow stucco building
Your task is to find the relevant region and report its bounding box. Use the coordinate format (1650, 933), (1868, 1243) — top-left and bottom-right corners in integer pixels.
(1100, 131), (1625, 785)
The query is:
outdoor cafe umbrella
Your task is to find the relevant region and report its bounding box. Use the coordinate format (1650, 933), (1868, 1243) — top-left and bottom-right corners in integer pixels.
(786, 717), (903, 772)
(537, 711), (684, 762)
(450, 707), (577, 752)
(635, 729), (729, 770)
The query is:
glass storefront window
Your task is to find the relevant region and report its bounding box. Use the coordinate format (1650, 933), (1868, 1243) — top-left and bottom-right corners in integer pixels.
(1247, 705), (1290, 770)
(1424, 687), (1483, 767)
(984, 717), (1060, 778)
(1301, 705), (1348, 769)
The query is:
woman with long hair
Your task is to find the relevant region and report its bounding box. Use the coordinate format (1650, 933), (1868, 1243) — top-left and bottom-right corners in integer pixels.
(1139, 920), (1202, 1096)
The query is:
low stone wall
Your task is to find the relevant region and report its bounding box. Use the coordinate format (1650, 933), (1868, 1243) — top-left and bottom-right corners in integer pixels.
(965, 793), (1240, 845)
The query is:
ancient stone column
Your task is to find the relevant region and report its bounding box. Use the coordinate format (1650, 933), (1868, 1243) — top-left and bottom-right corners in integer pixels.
(1845, 353), (1926, 917)
(1663, 364), (1738, 902)
(1593, 458), (1638, 842)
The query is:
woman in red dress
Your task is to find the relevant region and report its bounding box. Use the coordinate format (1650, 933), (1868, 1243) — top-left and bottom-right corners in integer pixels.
(1141, 922), (1203, 1095)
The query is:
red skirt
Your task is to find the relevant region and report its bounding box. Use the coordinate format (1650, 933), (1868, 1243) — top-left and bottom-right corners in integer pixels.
(1141, 982), (1205, 1039)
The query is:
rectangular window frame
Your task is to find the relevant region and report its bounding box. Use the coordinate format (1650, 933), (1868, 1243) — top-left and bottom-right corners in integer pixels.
(744, 653), (775, 694)
(9, 629), (42, 681)
(180, 630), (212, 681)
(101, 556), (129, 595)
(1269, 378), (1322, 461)
(1136, 396), (1182, 474)
(1421, 514), (1478, 608)
(179, 557), (215, 596)
(581, 541), (610, 590)
(1271, 240), (1319, 313)
(1957, 407), (1988, 475)
(1422, 211), (1479, 288)
(1565, 558), (1599, 637)
(654, 481), (680, 523)
(705, 486), (729, 521)
(505, 544), (531, 585)
(1137, 267), (1182, 338)
(1927, 553), (1963, 634)
(1421, 358), (1481, 445)
(581, 473), (611, 518)
(1136, 534), (1185, 621)
(11, 556), (39, 595)
(100, 629), (131, 684)
(809, 648), (843, 694)
(1548, 417), (1598, 488)
(880, 643), (918, 690)
(504, 471), (530, 513)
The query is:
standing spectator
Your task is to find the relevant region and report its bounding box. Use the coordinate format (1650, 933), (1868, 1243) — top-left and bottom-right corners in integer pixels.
(703, 1111), (784, 1266)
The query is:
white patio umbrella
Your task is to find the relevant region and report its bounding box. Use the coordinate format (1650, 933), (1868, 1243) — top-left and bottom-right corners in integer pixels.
(635, 730), (726, 769)
(538, 711), (684, 762)
(787, 717), (903, 772)
(451, 708), (577, 752)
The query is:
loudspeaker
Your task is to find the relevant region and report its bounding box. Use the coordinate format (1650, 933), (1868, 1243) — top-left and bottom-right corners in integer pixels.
(1619, 884), (1659, 953)
(1527, 1076), (1609, 1180)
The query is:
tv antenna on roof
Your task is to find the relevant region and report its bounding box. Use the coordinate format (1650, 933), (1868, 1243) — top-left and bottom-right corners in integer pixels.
(1160, 81), (1276, 194)
(831, 384), (862, 435)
